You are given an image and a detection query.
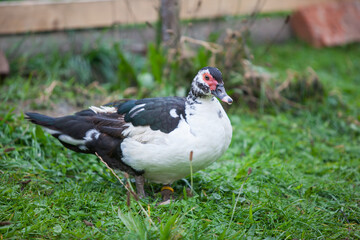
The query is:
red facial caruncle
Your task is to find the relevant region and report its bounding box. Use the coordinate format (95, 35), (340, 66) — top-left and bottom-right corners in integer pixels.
(202, 73), (218, 91)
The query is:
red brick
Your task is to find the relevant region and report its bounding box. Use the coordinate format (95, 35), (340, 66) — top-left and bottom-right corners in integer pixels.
(290, 1), (360, 47)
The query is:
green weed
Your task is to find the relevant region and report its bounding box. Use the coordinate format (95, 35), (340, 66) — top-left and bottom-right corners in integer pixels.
(1, 40), (360, 239)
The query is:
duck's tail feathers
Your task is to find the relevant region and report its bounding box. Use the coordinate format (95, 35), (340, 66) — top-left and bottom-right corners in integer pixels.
(25, 112), (55, 127)
(25, 112), (96, 153)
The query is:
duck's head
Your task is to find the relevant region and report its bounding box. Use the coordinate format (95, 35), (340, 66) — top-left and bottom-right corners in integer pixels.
(190, 67), (233, 105)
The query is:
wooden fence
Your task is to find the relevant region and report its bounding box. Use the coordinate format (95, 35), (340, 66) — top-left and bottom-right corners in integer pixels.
(0, 0), (340, 35)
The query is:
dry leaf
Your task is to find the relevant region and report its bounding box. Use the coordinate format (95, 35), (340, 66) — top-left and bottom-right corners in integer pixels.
(83, 220), (94, 227)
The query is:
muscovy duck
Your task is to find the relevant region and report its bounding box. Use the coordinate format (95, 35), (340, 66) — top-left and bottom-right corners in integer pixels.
(26, 66), (233, 199)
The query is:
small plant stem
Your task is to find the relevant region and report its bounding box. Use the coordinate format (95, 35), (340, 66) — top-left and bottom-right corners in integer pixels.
(95, 152), (158, 230)
(189, 151), (194, 194)
(227, 168), (252, 231)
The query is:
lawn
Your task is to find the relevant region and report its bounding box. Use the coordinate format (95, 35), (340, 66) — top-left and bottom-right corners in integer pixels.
(1, 40), (360, 239)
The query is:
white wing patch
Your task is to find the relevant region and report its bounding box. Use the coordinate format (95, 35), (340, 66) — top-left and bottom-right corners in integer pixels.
(58, 135), (86, 145)
(129, 104), (146, 118)
(57, 129), (100, 151)
(129, 104), (145, 113)
(169, 109), (179, 118)
(84, 129), (100, 141)
(122, 123), (167, 144)
(43, 127), (61, 135)
(89, 106), (117, 114)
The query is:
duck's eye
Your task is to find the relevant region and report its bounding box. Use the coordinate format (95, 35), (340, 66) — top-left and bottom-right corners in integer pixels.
(205, 75), (210, 80)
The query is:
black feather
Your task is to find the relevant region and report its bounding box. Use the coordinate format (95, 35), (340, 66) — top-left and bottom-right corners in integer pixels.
(25, 112), (55, 127)
(117, 100), (137, 114)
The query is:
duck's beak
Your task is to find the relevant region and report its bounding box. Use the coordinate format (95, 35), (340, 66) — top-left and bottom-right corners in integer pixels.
(211, 83), (233, 105)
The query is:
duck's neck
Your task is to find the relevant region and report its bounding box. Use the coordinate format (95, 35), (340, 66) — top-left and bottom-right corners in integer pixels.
(186, 81), (211, 105)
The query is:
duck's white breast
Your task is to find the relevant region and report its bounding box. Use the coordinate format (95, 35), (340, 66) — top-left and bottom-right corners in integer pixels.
(120, 98), (232, 184)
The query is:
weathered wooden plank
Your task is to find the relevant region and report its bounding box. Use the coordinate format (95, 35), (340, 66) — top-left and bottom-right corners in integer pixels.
(0, 0), (341, 35)
(113, 0), (158, 24)
(0, 0), (115, 34)
(180, 0), (339, 19)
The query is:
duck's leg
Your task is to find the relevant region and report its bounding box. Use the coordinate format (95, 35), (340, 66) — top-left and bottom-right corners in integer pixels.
(161, 185), (174, 201)
(135, 175), (146, 198)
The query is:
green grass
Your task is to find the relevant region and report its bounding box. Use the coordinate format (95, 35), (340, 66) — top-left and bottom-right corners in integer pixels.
(1, 41), (360, 239)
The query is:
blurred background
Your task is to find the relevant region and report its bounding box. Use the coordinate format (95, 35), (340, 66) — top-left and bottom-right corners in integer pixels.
(1, 0), (360, 239)
(0, 0), (359, 116)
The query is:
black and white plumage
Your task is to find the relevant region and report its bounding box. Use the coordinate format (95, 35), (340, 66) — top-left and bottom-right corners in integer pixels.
(26, 66), (233, 198)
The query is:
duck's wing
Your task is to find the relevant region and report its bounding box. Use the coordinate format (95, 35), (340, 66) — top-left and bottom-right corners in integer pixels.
(117, 96), (186, 134)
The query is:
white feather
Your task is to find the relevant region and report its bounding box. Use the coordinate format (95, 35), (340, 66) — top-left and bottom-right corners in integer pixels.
(84, 129), (100, 141)
(58, 135), (86, 145)
(89, 106), (117, 114)
(43, 128), (61, 135)
(79, 145), (88, 151)
(169, 109), (178, 118)
(57, 129), (100, 150)
(130, 108), (144, 118)
(129, 104), (145, 114)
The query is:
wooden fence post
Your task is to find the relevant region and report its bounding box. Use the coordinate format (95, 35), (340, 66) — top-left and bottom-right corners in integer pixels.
(160, 0), (181, 49)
